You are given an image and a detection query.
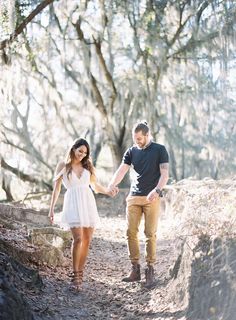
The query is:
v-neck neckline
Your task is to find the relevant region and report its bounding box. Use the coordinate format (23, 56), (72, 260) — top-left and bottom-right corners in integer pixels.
(72, 168), (84, 180)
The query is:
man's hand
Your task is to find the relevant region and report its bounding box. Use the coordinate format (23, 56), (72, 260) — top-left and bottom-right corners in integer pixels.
(108, 184), (119, 197)
(147, 189), (159, 202)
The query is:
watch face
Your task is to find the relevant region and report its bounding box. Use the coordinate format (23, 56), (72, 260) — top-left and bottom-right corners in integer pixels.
(155, 188), (163, 197)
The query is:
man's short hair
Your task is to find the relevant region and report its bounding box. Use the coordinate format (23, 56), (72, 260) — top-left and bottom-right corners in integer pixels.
(132, 120), (149, 135)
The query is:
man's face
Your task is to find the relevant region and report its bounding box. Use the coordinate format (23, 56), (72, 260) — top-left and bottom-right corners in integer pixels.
(133, 131), (149, 148)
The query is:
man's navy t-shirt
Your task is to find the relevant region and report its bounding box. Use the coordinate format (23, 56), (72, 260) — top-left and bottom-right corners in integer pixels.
(123, 142), (169, 196)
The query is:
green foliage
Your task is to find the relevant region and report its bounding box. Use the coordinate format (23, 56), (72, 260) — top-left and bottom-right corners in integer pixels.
(1, 0), (236, 199)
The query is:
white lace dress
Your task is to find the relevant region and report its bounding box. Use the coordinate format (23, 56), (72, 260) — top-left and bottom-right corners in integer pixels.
(54, 167), (100, 230)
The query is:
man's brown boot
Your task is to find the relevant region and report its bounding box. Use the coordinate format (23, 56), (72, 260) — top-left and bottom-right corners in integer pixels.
(144, 265), (155, 288)
(122, 263), (141, 282)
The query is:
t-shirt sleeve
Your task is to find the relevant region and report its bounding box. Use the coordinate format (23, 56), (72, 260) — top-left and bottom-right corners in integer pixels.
(159, 145), (169, 163)
(123, 148), (132, 165)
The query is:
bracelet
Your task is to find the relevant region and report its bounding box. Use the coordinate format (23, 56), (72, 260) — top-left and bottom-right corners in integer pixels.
(155, 188), (163, 197)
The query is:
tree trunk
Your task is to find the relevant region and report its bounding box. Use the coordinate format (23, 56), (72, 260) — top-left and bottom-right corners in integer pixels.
(2, 176), (14, 201)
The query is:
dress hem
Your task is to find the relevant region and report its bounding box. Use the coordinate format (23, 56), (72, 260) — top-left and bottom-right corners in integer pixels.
(56, 222), (100, 230)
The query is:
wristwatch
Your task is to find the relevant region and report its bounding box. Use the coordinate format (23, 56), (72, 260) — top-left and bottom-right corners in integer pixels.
(155, 188), (163, 197)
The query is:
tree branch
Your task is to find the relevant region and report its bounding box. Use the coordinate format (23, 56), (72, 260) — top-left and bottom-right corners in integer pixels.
(90, 74), (107, 117)
(0, 0), (56, 50)
(93, 37), (117, 112)
(1, 158), (52, 190)
(167, 31), (219, 59)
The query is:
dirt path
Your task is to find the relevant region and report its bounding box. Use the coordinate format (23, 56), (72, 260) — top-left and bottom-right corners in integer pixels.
(26, 216), (185, 320)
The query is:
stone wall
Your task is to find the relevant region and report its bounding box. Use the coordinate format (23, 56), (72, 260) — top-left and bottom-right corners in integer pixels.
(95, 189), (129, 217)
(0, 189), (129, 224)
(0, 203), (49, 225)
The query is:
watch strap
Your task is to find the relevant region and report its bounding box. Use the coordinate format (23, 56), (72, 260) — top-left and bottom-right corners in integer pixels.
(155, 188), (163, 197)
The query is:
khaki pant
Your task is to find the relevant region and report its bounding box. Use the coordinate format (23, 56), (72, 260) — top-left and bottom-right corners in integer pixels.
(126, 195), (160, 264)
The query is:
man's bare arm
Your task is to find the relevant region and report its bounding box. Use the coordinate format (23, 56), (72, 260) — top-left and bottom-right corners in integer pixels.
(156, 163), (169, 190)
(108, 163), (130, 188)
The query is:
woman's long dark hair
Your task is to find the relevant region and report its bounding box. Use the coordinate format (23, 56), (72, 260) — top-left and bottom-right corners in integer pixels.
(65, 138), (95, 181)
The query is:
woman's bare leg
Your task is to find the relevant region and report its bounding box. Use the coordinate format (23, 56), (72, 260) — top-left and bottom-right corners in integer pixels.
(70, 227), (83, 272)
(78, 227), (94, 271)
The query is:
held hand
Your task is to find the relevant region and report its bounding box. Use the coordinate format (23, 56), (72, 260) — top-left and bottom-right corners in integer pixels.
(107, 185), (119, 197)
(112, 186), (119, 196)
(48, 210), (54, 225)
(147, 189), (159, 202)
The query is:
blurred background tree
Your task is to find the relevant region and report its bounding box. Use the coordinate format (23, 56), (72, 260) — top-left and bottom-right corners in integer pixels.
(0, 0), (236, 200)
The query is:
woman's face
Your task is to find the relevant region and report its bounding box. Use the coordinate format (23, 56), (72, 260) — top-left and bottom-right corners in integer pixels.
(73, 145), (88, 162)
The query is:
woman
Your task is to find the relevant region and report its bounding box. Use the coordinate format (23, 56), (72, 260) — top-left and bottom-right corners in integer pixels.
(48, 138), (116, 291)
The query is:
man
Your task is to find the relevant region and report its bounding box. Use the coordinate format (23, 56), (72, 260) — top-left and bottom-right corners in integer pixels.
(108, 121), (169, 288)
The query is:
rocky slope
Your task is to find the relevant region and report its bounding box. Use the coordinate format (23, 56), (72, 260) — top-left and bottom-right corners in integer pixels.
(1, 178), (236, 319)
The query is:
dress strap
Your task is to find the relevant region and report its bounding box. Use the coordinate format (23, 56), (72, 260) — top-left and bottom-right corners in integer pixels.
(53, 166), (66, 181)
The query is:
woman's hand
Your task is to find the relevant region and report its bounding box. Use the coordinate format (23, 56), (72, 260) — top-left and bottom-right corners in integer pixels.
(107, 185), (119, 197)
(48, 210), (54, 224)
